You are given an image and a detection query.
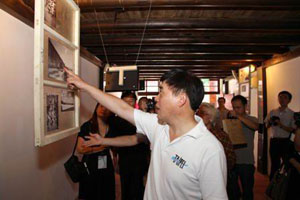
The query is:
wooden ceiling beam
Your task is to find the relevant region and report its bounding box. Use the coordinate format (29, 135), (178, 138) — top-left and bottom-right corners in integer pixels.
(136, 65), (241, 70)
(106, 60), (260, 65)
(81, 19), (300, 31)
(94, 52), (273, 56)
(78, 0), (300, 12)
(81, 28), (300, 34)
(88, 45), (289, 54)
(81, 36), (300, 46)
(96, 55), (269, 61)
(139, 74), (228, 78)
(140, 70), (232, 73)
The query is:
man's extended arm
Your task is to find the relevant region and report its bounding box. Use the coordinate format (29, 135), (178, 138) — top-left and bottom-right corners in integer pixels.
(84, 133), (148, 148)
(64, 67), (135, 125)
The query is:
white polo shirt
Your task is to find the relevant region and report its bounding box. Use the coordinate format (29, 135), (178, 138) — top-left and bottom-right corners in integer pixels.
(134, 109), (228, 200)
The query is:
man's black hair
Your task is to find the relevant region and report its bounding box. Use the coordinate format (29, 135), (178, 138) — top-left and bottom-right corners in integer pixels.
(218, 97), (226, 102)
(121, 91), (137, 101)
(138, 97), (148, 103)
(160, 68), (204, 111)
(231, 95), (247, 105)
(278, 91), (292, 101)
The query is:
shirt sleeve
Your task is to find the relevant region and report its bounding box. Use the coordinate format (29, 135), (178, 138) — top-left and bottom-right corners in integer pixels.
(197, 148), (228, 200)
(78, 121), (91, 140)
(134, 109), (159, 143)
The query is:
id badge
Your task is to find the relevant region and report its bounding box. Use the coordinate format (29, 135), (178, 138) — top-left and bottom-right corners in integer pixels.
(98, 155), (107, 169)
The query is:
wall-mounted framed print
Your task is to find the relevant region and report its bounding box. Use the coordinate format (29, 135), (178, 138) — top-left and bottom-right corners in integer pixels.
(240, 82), (249, 98)
(239, 66), (250, 83)
(34, 0), (80, 146)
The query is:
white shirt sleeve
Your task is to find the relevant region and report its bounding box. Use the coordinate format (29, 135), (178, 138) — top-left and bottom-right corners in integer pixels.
(134, 109), (159, 144)
(197, 149), (228, 200)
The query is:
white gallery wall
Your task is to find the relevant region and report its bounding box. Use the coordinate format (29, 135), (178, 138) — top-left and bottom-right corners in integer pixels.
(266, 57), (300, 112)
(0, 9), (99, 199)
(266, 56), (300, 173)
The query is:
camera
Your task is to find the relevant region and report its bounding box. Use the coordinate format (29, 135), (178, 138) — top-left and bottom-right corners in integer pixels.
(269, 116), (280, 126)
(294, 112), (300, 128)
(147, 99), (156, 112)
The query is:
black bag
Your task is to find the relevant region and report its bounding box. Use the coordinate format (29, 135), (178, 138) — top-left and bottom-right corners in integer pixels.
(265, 164), (291, 200)
(64, 136), (90, 183)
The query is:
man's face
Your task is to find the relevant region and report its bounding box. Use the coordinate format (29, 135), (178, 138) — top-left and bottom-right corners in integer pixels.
(232, 100), (246, 115)
(197, 106), (211, 126)
(155, 81), (178, 122)
(138, 99), (148, 112)
(123, 96), (136, 108)
(218, 99), (225, 106)
(278, 94), (291, 107)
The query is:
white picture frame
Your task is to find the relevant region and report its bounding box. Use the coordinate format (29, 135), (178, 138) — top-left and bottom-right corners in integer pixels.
(34, 0), (80, 146)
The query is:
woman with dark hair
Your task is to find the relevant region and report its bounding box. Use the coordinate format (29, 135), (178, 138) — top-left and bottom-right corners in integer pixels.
(76, 103), (115, 200)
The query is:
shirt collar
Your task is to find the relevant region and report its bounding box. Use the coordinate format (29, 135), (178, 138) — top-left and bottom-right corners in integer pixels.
(183, 115), (208, 139)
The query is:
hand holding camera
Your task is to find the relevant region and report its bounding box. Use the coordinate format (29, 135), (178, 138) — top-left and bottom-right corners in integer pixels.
(269, 116), (280, 126)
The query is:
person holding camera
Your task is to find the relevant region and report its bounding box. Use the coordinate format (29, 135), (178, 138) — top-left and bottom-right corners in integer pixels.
(265, 91), (295, 180)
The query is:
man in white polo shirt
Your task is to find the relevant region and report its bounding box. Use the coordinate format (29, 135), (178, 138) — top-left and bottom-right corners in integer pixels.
(65, 68), (227, 200)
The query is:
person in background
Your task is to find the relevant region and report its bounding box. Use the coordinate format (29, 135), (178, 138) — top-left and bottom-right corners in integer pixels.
(109, 91), (149, 200)
(230, 95), (259, 200)
(138, 97), (149, 112)
(265, 91), (295, 180)
(217, 97), (230, 129)
(65, 68), (228, 200)
(76, 104), (115, 200)
(197, 103), (238, 200)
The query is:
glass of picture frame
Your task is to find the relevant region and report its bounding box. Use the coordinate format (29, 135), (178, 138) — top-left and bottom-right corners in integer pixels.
(34, 0), (80, 146)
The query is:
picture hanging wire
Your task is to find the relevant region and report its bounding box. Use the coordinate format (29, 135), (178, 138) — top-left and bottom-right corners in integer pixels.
(92, 0), (110, 66)
(135, 0), (152, 65)
(90, 0), (152, 67)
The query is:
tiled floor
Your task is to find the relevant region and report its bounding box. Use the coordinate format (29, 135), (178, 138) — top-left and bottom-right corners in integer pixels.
(254, 172), (270, 200)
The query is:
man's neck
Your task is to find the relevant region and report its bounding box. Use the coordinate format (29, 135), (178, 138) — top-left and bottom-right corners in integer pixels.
(218, 106), (226, 110)
(168, 113), (197, 142)
(279, 106), (288, 111)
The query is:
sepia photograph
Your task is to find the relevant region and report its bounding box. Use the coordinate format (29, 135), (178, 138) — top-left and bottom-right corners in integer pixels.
(44, 0), (56, 28)
(46, 94), (59, 132)
(47, 39), (66, 82)
(61, 90), (75, 112)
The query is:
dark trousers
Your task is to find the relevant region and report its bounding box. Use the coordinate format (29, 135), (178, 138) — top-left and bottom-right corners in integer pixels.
(119, 166), (145, 200)
(233, 164), (255, 200)
(269, 138), (290, 180)
(118, 154), (148, 200)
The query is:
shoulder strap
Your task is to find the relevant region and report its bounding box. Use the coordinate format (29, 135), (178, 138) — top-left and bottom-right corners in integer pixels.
(72, 135), (79, 155)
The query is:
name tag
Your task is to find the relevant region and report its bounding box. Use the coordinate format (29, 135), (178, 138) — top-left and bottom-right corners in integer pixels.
(98, 155), (107, 169)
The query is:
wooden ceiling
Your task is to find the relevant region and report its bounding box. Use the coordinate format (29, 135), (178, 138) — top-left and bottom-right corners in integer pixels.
(78, 0), (300, 79)
(2, 0), (300, 79)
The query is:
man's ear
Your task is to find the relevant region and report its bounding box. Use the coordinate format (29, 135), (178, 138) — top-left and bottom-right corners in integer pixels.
(177, 92), (187, 108)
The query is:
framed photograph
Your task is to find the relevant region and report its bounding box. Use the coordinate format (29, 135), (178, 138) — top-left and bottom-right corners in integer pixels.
(239, 66), (250, 83)
(240, 82), (249, 97)
(34, 0), (80, 146)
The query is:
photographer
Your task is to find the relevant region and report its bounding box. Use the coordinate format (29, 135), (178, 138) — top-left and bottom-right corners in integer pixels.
(265, 91), (295, 180)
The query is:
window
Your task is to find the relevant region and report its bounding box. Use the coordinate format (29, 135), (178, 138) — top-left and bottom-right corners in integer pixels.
(202, 79), (220, 94)
(138, 80), (159, 95)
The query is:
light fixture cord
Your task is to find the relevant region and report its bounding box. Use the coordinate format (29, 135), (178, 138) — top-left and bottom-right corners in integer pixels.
(135, 0), (152, 65)
(92, 0), (109, 65)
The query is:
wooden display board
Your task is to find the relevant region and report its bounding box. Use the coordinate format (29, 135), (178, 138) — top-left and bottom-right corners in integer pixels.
(34, 0), (80, 146)
(223, 119), (247, 148)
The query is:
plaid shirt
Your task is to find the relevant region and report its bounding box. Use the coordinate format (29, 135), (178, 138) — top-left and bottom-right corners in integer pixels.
(210, 128), (236, 170)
